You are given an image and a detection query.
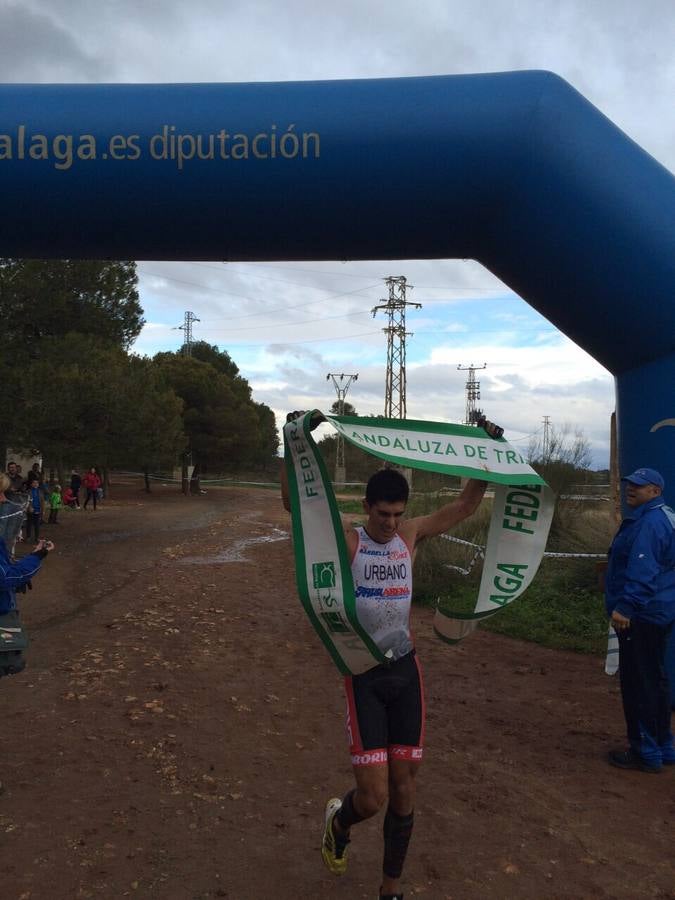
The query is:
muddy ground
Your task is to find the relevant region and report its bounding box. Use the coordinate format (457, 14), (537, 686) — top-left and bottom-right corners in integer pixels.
(1, 481), (673, 900)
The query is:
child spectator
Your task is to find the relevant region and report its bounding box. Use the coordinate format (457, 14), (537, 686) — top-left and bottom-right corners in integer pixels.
(70, 470), (82, 508)
(63, 487), (78, 509)
(48, 485), (62, 524)
(24, 479), (42, 542)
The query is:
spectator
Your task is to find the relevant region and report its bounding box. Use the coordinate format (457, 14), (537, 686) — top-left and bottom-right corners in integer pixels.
(605, 467), (675, 773)
(63, 487), (78, 509)
(27, 462), (43, 486)
(48, 485), (62, 524)
(0, 533), (55, 680)
(83, 467), (102, 511)
(70, 469), (82, 508)
(0, 473), (27, 556)
(5, 461), (25, 496)
(24, 478), (42, 541)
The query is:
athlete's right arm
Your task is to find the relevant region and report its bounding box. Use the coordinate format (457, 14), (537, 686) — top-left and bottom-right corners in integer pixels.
(280, 409), (323, 512)
(280, 410), (305, 512)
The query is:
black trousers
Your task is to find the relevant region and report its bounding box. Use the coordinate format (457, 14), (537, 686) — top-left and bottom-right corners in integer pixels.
(618, 619), (673, 763)
(24, 512), (41, 542)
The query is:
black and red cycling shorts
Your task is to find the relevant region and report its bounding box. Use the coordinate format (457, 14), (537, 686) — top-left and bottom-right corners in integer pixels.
(344, 649), (425, 767)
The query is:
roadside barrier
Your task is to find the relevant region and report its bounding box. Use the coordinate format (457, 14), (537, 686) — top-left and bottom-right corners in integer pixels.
(439, 533), (605, 575)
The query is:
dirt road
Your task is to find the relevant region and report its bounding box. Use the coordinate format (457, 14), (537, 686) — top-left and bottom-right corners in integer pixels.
(1, 482), (673, 899)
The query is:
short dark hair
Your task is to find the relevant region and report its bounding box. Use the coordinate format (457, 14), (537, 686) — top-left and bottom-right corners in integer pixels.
(365, 468), (409, 506)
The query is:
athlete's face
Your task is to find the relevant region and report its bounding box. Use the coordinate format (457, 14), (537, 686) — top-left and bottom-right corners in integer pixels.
(363, 499), (407, 543)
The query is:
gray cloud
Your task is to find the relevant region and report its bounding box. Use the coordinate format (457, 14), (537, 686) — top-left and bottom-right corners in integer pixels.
(6, 0), (673, 168)
(0, 2), (109, 81)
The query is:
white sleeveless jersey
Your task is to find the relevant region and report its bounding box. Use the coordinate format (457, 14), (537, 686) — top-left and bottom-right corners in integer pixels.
(351, 526), (414, 661)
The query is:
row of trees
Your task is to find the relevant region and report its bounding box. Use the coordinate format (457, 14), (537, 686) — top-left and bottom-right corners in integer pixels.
(0, 259), (279, 487)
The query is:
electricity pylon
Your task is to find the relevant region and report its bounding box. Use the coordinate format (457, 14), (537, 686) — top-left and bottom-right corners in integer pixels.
(178, 310), (200, 355)
(458, 363), (487, 425)
(372, 276), (421, 419)
(327, 372), (358, 483)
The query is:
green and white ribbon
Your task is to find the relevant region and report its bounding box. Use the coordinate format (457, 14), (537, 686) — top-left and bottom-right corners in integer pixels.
(284, 411), (554, 674)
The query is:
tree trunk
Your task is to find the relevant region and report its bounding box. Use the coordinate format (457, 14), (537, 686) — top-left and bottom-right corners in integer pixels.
(142, 466), (151, 493)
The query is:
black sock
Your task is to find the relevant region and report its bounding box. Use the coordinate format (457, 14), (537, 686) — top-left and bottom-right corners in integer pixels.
(336, 788), (366, 832)
(382, 805), (414, 879)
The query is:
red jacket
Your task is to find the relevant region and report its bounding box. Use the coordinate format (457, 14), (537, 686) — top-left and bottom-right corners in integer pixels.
(83, 472), (101, 490)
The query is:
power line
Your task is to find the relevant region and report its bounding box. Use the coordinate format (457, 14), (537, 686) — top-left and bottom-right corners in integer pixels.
(141, 268), (382, 313)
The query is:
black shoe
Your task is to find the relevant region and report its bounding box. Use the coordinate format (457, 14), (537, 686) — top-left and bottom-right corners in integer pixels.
(608, 748), (661, 773)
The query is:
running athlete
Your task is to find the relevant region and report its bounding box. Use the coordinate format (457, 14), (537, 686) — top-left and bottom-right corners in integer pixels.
(281, 412), (502, 900)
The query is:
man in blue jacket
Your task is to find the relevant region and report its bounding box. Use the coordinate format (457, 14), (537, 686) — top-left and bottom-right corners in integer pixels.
(605, 467), (675, 773)
(0, 536), (52, 615)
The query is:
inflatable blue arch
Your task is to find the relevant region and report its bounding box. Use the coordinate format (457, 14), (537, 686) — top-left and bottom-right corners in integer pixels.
(1, 71), (674, 495)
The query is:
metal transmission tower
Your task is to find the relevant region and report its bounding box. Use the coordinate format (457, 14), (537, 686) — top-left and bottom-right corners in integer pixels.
(542, 415), (552, 463)
(179, 310), (201, 356)
(372, 276), (422, 419)
(457, 363), (487, 425)
(327, 372), (358, 484)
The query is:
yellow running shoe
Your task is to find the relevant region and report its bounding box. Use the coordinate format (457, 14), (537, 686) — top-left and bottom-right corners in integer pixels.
(321, 797), (349, 875)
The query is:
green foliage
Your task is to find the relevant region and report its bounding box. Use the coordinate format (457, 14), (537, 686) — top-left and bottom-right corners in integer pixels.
(188, 341), (240, 379)
(0, 258), (144, 352)
(153, 348), (278, 473)
(413, 498), (612, 654)
(1, 261), (275, 480)
(330, 399), (357, 416)
(13, 336), (185, 479)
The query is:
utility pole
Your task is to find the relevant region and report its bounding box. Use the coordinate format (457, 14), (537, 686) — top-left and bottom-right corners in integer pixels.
(372, 276), (422, 419)
(542, 415), (551, 463)
(178, 310), (200, 356)
(327, 372), (358, 484)
(457, 364), (487, 425)
(172, 310), (200, 492)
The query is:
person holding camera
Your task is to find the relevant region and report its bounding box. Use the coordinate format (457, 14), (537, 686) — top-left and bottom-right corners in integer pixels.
(0, 535), (54, 616)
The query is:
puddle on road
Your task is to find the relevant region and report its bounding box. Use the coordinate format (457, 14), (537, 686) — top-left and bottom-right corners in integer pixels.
(176, 527), (289, 564)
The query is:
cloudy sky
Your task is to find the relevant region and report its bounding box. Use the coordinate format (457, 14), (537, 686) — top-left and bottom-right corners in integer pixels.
(2, 0), (674, 467)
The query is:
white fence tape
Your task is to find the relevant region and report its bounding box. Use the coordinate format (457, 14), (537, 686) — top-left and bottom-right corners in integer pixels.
(440, 533), (606, 561)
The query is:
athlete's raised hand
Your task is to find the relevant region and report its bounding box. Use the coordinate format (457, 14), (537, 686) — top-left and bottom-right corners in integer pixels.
(475, 416), (504, 439)
(286, 410), (323, 431)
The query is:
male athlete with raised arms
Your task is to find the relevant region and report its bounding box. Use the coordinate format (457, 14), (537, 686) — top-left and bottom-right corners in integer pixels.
(282, 412), (502, 900)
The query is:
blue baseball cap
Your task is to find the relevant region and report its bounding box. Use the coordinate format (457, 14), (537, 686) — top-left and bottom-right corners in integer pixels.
(621, 467), (665, 489)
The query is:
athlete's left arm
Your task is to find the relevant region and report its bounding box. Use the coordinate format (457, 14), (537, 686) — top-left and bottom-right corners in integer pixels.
(407, 478), (488, 547)
(405, 417), (502, 546)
